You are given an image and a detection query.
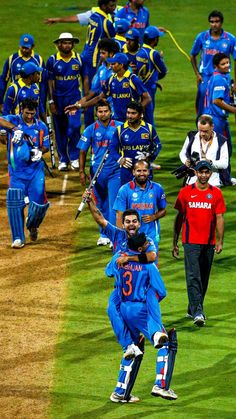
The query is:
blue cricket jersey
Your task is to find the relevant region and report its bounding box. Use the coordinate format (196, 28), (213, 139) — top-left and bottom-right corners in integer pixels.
(136, 44), (167, 90)
(190, 29), (236, 77)
(114, 34), (126, 50)
(3, 79), (43, 117)
(115, 3), (149, 40)
(0, 50), (47, 108)
(102, 222), (156, 254)
(204, 71), (231, 119)
(102, 69), (148, 121)
(81, 8), (115, 71)
(113, 180), (166, 245)
(3, 114), (49, 179)
(78, 118), (122, 171)
(106, 252), (166, 302)
(109, 120), (162, 162)
(46, 51), (84, 100)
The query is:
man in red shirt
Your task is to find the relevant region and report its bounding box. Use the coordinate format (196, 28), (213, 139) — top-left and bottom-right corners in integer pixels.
(172, 160), (226, 326)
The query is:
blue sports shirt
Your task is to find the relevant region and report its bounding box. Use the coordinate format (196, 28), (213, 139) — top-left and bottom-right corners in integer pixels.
(102, 69), (148, 121)
(78, 119), (122, 171)
(113, 180), (166, 245)
(106, 251), (166, 302)
(115, 3), (149, 40)
(3, 114), (49, 179)
(81, 8), (115, 70)
(190, 29), (236, 77)
(136, 44), (167, 90)
(3, 79), (43, 117)
(204, 71), (231, 119)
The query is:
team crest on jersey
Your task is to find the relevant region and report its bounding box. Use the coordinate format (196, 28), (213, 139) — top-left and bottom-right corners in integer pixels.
(221, 42), (228, 49)
(141, 133), (149, 139)
(72, 64), (79, 70)
(206, 193), (213, 199)
(149, 193), (153, 198)
(123, 82), (129, 88)
(57, 65), (62, 72)
(205, 40), (210, 46)
(33, 89), (39, 94)
(132, 192), (138, 199)
(96, 132), (102, 138)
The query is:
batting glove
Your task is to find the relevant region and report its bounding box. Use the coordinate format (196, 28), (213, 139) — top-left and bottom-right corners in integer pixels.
(12, 129), (24, 144)
(31, 148), (42, 162)
(135, 151), (150, 160)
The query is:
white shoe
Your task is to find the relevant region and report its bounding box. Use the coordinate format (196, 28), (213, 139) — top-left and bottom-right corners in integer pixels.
(97, 237), (110, 246)
(123, 343), (143, 360)
(193, 314), (205, 327)
(151, 385), (177, 400)
(110, 392), (140, 403)
(71, 159), (79, 170)
(58, 162), (68, 171)
(11, 239), (24, 249)
(153, 331), (169, 348)
(231, 177), (236, 185)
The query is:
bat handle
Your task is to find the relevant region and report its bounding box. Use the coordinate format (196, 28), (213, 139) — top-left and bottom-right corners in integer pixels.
(75, 201), (86, 219)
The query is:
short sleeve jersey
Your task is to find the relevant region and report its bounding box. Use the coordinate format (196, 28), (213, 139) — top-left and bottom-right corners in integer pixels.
(190, 29), (236, 76)
(174, 184), (226, 244)
(113, 180), (166, 244)
(204, 71), (231, 119)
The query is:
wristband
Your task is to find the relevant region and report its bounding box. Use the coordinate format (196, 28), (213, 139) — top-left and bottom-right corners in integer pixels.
(138, 253), (148, 264)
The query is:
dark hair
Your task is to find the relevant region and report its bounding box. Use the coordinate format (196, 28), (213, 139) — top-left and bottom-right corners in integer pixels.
(95, 99), (111, 111)
(122, 209), (140, 223)
(213, 52), (229, 67)
(126, 101), (143, 115)
(98, 38), (120, 53)
(98, 0), (115, 6)
(198, 114), (214, 126)
(21, 98), (38, 111)
(208, 10), (224, 23)
(127, 232), (147, 251)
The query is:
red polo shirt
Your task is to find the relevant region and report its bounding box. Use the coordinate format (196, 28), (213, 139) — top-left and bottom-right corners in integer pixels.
(174, 184), (226, 244)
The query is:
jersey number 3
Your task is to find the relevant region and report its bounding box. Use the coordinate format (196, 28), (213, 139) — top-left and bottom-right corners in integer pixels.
(122, 271), (133, 297)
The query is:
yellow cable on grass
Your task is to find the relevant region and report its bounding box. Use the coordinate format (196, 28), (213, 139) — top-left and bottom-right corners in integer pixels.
(165, 29), (191, 62)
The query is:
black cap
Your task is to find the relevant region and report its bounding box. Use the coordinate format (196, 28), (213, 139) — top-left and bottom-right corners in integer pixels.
(195, 160), (212, 171)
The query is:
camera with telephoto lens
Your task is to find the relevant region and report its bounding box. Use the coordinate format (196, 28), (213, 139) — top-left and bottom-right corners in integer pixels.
(171, 152), (200, 180)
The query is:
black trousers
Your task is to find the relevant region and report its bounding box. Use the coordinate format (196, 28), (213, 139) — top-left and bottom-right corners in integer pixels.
(183, 243), (215, 317)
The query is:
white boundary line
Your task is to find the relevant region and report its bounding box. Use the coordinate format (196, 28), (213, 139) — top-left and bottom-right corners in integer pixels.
(59, 174), (68, 206)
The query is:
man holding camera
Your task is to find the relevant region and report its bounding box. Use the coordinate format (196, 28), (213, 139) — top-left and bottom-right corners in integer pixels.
(172, 160), (226, 327)
(179, 114), (229, 186)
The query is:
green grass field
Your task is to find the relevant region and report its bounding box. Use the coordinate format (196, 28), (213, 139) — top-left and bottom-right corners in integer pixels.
(1, 1), (236, 418)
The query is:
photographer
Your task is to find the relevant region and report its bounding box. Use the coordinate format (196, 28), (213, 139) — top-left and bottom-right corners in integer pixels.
(178, 114), (229, 186)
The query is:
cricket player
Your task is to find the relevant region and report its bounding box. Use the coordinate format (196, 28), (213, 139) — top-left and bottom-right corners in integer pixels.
(109, 101), (162, 185)
(190, 10), (236, 116)
(46, 32), (85, 171)
(115, 0), (150, 40)
(204, 53), (236, 184)
(136, 26), (167, 125)
(0, 98), (50, 248)
(0, 33), (47, 113)
(78, 99), (122, 246)
(65, 53), (151, 123)
(113, 160), (166, 252)
(106, 232), (177, 403)
(2, 62), (45, 120)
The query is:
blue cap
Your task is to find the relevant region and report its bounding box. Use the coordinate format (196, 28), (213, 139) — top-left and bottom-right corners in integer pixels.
(195, 160), (212, 171)
(20, 62), (43, 76)
(144, 26), (165, 39)
(114, 19), (130, 34)
(107, 53), (129, 65)
(20, 34), (35, 48)
(125, 28), (140, 40)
